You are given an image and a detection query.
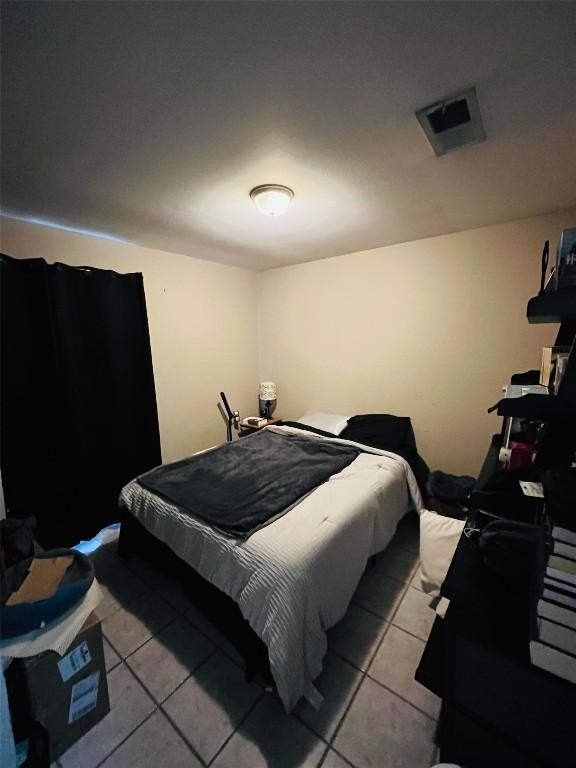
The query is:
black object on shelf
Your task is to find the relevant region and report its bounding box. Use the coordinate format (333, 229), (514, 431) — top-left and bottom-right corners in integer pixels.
(527, 288), (576, 324)
(494, 393), (575, 419)
(510, 369), (540, 385)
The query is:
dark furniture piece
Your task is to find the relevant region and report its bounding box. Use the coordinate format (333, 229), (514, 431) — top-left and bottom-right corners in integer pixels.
(416, 513), (576, 768)
(416, 286), (576, 767)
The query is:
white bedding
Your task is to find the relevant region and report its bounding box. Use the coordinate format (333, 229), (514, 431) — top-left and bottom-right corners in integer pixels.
(120, 425), (422, 711)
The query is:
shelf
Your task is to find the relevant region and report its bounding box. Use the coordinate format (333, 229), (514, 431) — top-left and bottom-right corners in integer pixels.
(527, 288), (576, 323)
(495, 393), (575, 419)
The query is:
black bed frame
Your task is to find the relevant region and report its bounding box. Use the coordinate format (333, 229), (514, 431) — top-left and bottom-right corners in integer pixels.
(118, 508), (273, 684)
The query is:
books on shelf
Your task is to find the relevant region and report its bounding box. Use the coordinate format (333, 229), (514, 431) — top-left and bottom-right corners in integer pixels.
(543, 588), (576, 611)
(553, 539), (576, 561)
(537, 598), (576, 630)
(544, 575), (576, 594)
(553, 526), (576, 547)
(540, 346), (571, 392)
(530, 641), (576, 685)
(546, 555), (576, 586)
(530, 532), (576, 683)
(538, 618), (576, 656)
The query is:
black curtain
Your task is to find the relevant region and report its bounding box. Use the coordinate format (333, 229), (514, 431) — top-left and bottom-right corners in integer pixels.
(1, 254), (162, 548)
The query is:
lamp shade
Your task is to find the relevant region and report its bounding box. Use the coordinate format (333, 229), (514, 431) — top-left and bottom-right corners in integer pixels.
(250, 185), (293, 217)
(259, 381), (277, 401)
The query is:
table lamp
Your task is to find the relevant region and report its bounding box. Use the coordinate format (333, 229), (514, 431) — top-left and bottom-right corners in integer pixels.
(259, 381), (277, 419)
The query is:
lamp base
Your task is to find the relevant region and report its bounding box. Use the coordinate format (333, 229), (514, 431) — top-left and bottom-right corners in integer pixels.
(259, 399), (277, 419)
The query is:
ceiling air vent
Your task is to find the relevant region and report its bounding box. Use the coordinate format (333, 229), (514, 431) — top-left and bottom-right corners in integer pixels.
(416, 87), (485, 156)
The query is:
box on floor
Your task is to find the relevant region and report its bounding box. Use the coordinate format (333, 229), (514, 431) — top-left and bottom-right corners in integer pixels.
(6, 611), (110, 762)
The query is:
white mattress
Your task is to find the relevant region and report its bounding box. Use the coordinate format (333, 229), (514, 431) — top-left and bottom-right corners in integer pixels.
(120, 425), (422, 711)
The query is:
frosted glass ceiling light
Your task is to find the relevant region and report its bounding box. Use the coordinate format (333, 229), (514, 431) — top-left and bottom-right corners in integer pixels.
(250, 184), (294, 217)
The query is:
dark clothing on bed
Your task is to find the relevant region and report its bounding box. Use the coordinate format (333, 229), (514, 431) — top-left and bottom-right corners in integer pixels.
(137, 430), (359, 538)
(340, 415), (429, 494)
(284, 415), (429, 495)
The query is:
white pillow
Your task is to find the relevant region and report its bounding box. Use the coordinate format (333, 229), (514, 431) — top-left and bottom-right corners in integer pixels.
(419, 510), (465, 598)
(297, 412), (349, 435)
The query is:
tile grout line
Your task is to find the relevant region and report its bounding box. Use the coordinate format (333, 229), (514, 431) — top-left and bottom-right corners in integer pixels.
(329, 745), (361, 768)
(205, 689), (266, 767)
(328, 559), (441, 764)
(130, 641), (227, 750)
(121, 556), (210, 614)
(93, 704), (159, 768)
(325, 563), (417, 754)
(102, 597), (244, 674)
(96, 538), (424, 767)
(312, 743), (332, 768)
(288, 705), (333, 749)
(290, 557), (423, 754)
(152, 644), (272, 766)
(329, 596), (417, 675)
(159, 698), (217, 767)
(227, 554), (425, 763)
(125, 645), (219, 706)
(102, 557), (196, 620)
(352, 589), (432, 646)
(93, 553), (263, 766)
(364, 674), (439, 723)
(126, 655), (209, 767)
(91, 643), (219, 768)
(77, 654), (160, 768)
(102, 609), (181, 663)
(155, 647), (240, 767)
(179, 614), (248, 671)
(99, 587), (269, 765)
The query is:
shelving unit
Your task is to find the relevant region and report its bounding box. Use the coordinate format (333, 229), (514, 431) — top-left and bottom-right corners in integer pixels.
(416, 283), (576, 768)
(487, 287), (576, 469)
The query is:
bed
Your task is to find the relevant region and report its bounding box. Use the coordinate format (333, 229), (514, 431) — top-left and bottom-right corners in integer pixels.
(118, 422), (423, 711)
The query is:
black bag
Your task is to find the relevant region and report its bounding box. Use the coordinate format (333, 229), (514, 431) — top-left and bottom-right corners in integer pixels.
(427, 471), (476, 505)
(1, 516), (36, 566)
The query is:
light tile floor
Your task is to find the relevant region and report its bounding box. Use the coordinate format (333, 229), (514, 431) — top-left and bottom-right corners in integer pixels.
(54, 513), (440, 768)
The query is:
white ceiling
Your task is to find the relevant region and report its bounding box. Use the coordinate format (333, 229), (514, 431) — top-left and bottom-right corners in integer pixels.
(2, 1), (576, 270)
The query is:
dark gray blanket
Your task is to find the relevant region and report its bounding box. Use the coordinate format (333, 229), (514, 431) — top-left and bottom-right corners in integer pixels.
(137, 430), (359, 538)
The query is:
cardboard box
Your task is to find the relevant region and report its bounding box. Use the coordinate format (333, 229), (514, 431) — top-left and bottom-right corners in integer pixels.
(7, 613), (110, 761)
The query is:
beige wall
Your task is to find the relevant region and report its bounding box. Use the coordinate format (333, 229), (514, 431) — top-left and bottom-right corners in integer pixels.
(4, 209), (574, 478)
(257, 209), (576, 476)
(1, 217), (259, 463)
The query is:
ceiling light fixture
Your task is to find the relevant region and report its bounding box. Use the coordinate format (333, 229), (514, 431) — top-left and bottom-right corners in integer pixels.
(249, 184), (294, 217)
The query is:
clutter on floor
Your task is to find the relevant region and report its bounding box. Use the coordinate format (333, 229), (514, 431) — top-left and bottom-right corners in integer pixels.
(1, 519), (108, 765)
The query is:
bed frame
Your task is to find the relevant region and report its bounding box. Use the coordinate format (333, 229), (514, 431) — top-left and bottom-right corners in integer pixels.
(118, 508), (273, 683)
